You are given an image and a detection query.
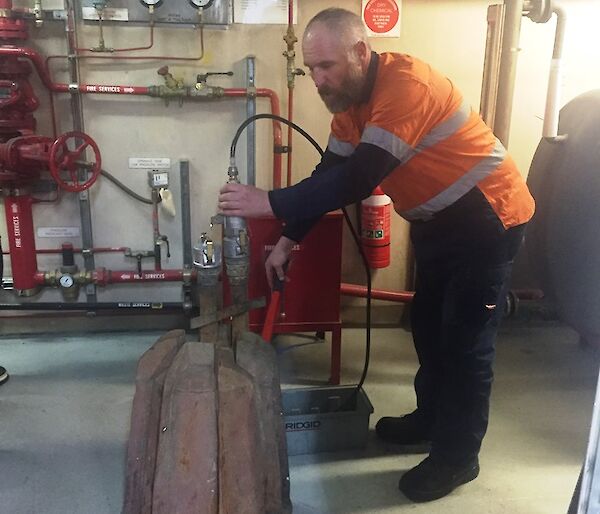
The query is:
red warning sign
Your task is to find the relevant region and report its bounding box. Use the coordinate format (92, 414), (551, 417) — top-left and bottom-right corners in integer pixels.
(363, 0), (400, 35)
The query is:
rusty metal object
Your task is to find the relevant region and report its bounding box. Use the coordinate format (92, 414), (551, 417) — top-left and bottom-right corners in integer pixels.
(123, 329), (186, 514)
(152, 342), (219, 513)
(236, 331), (292, 514)
(191, 297), (265, 330)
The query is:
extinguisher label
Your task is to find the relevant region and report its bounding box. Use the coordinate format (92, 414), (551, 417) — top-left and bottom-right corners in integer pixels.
(362, 206), (390, 240)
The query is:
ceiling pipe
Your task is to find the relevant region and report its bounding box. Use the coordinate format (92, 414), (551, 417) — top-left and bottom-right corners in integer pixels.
(494, 0), (524, 148)
(541, 2), (567, 140)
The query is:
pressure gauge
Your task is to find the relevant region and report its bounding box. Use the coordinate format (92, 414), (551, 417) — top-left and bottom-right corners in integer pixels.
(189, 0), (214, 9)
(140, 0), (163, 8)
(59, 274), (74, 289)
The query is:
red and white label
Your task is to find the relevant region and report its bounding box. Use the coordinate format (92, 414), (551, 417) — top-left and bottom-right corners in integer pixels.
(362, 0), (401, 37)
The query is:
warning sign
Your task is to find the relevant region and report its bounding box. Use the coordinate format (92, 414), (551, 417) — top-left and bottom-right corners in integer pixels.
(362, 0), (401, 38)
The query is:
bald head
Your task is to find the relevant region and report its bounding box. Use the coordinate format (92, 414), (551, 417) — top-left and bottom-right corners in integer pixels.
(304, 8), (370, 54)
(302, 8), (372, 113)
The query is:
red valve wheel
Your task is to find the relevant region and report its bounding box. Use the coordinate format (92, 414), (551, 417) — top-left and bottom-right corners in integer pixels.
(49, 131), (102, 192)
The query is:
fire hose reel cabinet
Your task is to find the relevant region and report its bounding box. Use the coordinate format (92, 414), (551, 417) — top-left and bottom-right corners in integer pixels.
(248, 213), (343, 331)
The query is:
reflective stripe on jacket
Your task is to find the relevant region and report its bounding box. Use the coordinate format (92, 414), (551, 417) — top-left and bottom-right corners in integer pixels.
(329, 52), (534, 228)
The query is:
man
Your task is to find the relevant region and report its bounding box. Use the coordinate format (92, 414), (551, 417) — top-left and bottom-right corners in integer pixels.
(218, 7), (534, 503)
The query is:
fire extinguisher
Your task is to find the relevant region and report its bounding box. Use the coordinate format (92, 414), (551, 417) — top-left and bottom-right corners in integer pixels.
(360, 186), (392, 268)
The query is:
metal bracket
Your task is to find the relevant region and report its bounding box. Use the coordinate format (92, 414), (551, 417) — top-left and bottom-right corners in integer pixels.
(190, 297), (266, 329)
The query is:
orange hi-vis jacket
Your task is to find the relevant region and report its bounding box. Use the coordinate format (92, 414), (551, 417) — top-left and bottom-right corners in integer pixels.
(328, 52), (535, 228)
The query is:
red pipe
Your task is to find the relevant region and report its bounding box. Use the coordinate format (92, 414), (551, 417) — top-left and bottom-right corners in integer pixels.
(33, 268), (195, 286)
(340, 283), (544, 303)
(4, 195), (38, 292)
(0, 46), (284, 187)
(287, 88), (293, 188)
(0, 46), (56, 91)
(223, 88), (283, 189)
(341, 283), (414, 303)
(0, 48), (283, 190)
(54, 83), (151, 94)
(2, 247), (129, 256)
(96, 269), (187, 285)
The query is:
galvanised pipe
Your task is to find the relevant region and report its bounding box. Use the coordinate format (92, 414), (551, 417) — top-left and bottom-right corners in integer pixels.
(224, 88), (284, 189)
(494, 0), (524, 147)
(543, 3), (567, 139)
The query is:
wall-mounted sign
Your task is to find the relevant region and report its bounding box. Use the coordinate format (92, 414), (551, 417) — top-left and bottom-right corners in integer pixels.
(37, 227), (80, 238)
(234, 0), (297, 24)
(128, 157), (171, 169)
(362, 0), (401, 38)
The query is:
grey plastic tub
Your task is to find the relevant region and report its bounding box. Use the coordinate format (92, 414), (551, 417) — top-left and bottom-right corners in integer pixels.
(281, 386), (374, 456)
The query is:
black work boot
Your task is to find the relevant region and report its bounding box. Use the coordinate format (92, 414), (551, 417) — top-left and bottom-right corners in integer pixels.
(0, 366), (9, 386)
(399, 455), (480, 502)
(375, 410), (432, 445)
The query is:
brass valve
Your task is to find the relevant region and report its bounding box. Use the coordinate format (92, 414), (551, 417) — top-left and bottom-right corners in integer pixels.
(195, 71), (233, 90)
(157, 66), (185, 90)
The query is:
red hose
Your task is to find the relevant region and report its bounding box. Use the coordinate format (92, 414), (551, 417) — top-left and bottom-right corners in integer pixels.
(261, 290), (281, 342)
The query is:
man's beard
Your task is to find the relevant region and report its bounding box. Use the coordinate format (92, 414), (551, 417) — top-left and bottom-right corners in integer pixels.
(318, 64), (365, 113)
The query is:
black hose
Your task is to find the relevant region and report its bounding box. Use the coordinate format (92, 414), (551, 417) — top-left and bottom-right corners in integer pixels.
(100, 169), (157, 205)
(74, 160), (158, 205)
(231, 113), (373, 409)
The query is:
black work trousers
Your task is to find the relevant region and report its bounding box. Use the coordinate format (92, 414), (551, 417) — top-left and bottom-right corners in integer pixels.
(409, 187), (526, 465)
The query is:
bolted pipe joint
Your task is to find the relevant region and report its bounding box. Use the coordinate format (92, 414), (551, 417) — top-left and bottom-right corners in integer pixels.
(191, 84), (224, 99)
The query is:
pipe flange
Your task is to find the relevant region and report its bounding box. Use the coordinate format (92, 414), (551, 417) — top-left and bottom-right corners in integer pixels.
(524, 0), (553, 23)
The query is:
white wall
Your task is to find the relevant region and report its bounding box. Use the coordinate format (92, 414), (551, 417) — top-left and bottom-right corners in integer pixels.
(1, 0), (599, 306)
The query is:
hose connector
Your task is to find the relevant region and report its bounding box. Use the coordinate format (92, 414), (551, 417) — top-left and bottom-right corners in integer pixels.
(227, 163), (240, 184)
(193, 233), (222, 269)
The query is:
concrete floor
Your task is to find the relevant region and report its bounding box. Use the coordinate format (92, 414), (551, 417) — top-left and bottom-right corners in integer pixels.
(0, 319), (597, 513)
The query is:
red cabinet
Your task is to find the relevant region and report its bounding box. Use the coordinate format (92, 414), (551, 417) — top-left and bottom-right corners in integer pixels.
(247, 213), (343, 384)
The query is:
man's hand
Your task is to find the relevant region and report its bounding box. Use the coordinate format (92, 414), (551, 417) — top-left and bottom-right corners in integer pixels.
(265, 236), (296, 290)
(218, 183), (274, 218)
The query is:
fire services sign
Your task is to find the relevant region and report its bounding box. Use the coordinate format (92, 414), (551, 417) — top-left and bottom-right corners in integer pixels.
(362, 0), (401, 38)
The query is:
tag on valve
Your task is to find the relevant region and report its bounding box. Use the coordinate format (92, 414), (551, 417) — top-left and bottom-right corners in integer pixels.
(159, 188), (176, 217)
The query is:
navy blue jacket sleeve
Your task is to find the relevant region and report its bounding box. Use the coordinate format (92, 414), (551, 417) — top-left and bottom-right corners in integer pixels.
(268, 142), (400, 241)
(275, 149), (345, 242)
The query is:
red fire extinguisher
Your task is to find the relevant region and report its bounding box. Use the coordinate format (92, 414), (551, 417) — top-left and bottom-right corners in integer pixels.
(360, 186), (392, 268)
